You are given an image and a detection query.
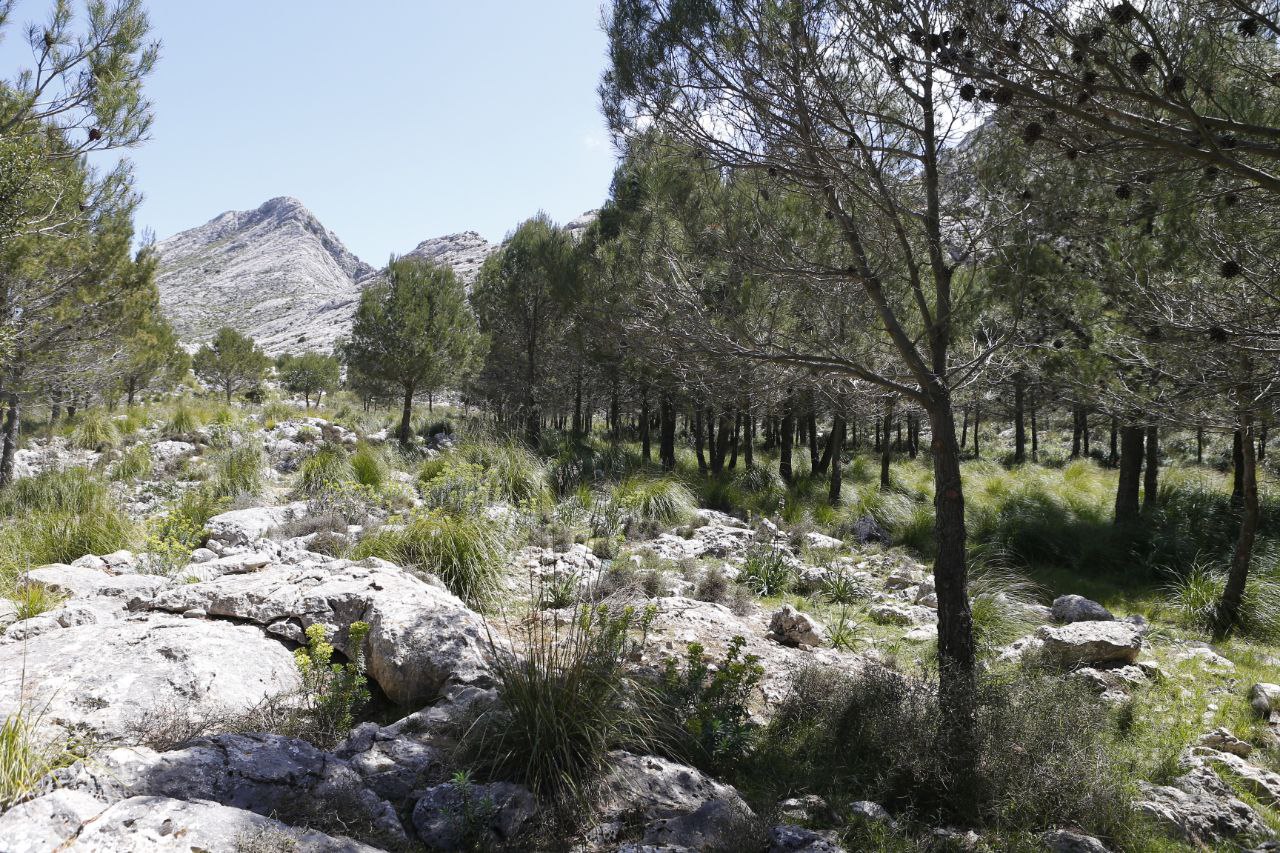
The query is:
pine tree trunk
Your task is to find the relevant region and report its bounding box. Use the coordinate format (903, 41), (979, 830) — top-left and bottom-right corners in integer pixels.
(694, 409), (708, 473)
(1115, 425), (1145, 524)
(779, 401), (795, 484)
(880, 398), (895, 490)
(1031, 407), (1039, 463)
(1109, 417), (1119, 467)
(1233, 431), (1245, 505)
(744, 411), (755, 469)
(729, 410), (741, 470)
(640, 385), (651, 462)
(1071, 407), (1082, 458)
(960, 405), (969, 450)
(1143, 425), (1160, 510)
(973, 406), (981, 459)
(1082, 410), (1090, 456)
(807, 410), (821, 471)
(660, 393), (676, 470)
(0, 392), (18, 488)
(1218, 406), (1259, 637)
(828, 416), (846, 504)
(1013, 375), (1026, 464)
(398, 385), (415, 447)
(1196, 426), (1204, 465)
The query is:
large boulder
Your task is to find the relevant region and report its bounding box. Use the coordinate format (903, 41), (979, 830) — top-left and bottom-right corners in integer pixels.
(1137, 764), (1274, 847)
(49, 732), (404, 842)
(1036, 621), (1143, 668)
(412, 780), (537, 850)
(205, 501), (308, 547)
(1050, 594), (1114, 623)
(22, 563), (169, 601)
(0, 614), (300, 741)
(0, 791), (384, 852)
(769, 604), (827, 648)
(145, 558), (493, 706)
(590, 752), (763, 849)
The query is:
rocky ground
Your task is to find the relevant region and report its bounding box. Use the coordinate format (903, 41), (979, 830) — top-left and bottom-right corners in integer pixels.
(3, 413), (1280, 852)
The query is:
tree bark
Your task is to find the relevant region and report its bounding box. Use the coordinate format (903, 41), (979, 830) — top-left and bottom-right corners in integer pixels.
(1114, 425), (1145, 524)
(744, 410), (754, 469)
(960, 405), (969, 450)
(972, 406), (981, 459)
(1109, 417), (1119, 467)
(728, 410), (741, 470)
(880, 398), (895, 490)
(1233, 430), (1245, 505)
(1218, 406), (1259, 637)
(640, 385), (651, 463)
(0, 393), (18, 488)
(807, 409), (821, 471)
(660, 393), (676, 470)
(779, 400), (795, 484)
(828, 415), (846, 504)
(1030, 407), (1039, 462)
(398, 385), (415, 447)
(1196, 426), (1204, 465)
(1071, 407), (1082, 458)
(694, 409), (708, 473)
(1013, 374), (1026, 464)
(1143, 425), (1160, 510)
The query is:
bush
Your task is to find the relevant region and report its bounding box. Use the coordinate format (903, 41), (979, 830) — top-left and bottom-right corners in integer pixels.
(739, 546), (794, 597)
(290, 622), (371, 748)
(657, 637), (763, 774)
(351, 509), (508, 607)
(748, 665), (1135, 838)
(165, 400), (202, 436)
(111, 443), (153, 482)
(455, 440), (548, 506)
(349, 444), (388, 489)
(460, 602), (660, 801)
(298, 444), (354, 496)
(70, 409), (119, 451)
(612, 477), (696, 528)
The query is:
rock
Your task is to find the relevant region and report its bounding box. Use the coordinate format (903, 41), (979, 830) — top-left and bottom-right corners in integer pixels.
(849, 515), (891, 545)
(100, 550), (135, 570)
(1051, 594), (1114, 623)
(51, 732), (404, 844)
(1251, 683), (1280, 716)
(71, 554), (108, 571)
(769, 825), (847, 852)
(847, 800), (896, 827)
(24, 563), (169, 600)
(0, 597), (17, 628)
(412, 780), (537, 850)
(769, 604), (827, 648)
(189, 547), (218, 563)
(1037, 621), (1143, 668)
(0, 615), (300, 741)
(869, 603), (935, 627)
(205, 501), (308, 546)
(1190, 748), (1280, 806)
(145, 559), (492, 706)
(593, 752), (762, 849)
(1199, 728), (1254, 758)
(776, 794), (833, 825)
(0, 788), (107, 852)
(884, 566), (927, 590)
(150, 439), (197, 462)
(28, 794), (385, 852)
(1137, 768), (1274, 847)
(804, 531), (844, 551)
(1069, 664), (1148, 699)
(1042, 829), (1111, 852)
(1174, 644), (1236, 672)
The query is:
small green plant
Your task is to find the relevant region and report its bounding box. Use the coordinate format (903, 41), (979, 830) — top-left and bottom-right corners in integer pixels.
(1166, 558), (1280, 641)
(298, 444), (355, 496)
(12, 584), (65, 620)
(826, 606), (865, 652)
(143, 513), (205, 576)
(442, 769), (499, 850)
(292, 621), (371, 748)
(111, 443), (153, 482)
(209, 444), (264, 499)
(70, 409), (119, 451)
(821, 566), (869, 605)
(658, 637), (763, 774)
(539, 573), (580, 609)
(739, 546), (794, 597)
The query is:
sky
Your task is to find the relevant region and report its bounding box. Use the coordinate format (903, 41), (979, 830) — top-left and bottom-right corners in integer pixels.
(2, 0), (620, 262)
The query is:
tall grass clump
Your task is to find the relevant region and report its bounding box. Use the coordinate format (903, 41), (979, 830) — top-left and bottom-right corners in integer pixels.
(0, 469), (135, 579)
(209, 444), (264, 499)
(351, 509), (509, 607)
(298, 444), (355, 496)
(456, 439), (549, 507)
(1166, 557), (1280, 641)
(70, 409), (119, 451)
(611, 477), (696, 529)
(349, 443), (388, 489)
(110, 443), (153, 482)
(459, 602), (660, 802)
(165, 399), (202, 436)
(0, 706), (79, 809)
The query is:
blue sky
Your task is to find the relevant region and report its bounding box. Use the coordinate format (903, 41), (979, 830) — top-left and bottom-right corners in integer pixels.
(2, 1), (619, 262)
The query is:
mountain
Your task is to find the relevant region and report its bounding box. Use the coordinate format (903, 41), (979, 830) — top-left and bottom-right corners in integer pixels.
(400, 231), (495, 286)
(155, 197), (377, 355)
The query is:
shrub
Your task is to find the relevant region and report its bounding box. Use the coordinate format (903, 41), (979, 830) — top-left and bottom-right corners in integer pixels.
(749, 665), (1134, 837)
(349, 444), (388, 489)
(739, 546), (794, 597)
(70, 409), (119, 451)
(693, 565), (754, 614)
(657, 637), (763, 774)
(821, 565), (870, 605)
(351, 509), (508, 607)
(612, 477), (696, 528)
(455, 440), (548, 506)
(111, 443), (153, 482)
(298, 444), (354, 496)
(290, 622), (371, 748)
(0, 706), (80, 809)
(460, 602), (660, 802)
(166, 400), (202, 436)
(209, 444), (264, 499)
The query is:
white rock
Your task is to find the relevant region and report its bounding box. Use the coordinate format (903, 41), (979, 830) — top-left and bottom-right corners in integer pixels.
(769, 605), (827, 648)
